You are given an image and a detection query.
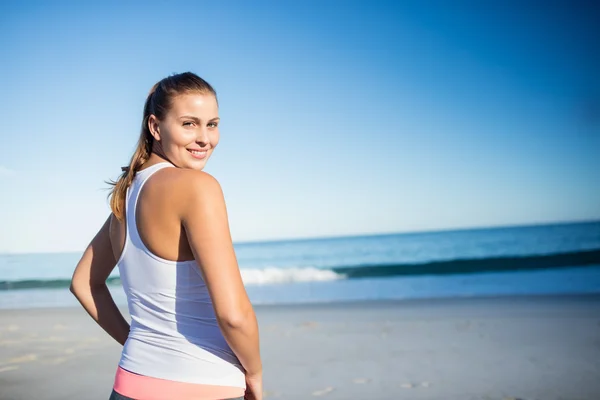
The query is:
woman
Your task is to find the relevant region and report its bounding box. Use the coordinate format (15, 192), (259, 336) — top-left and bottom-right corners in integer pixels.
(70, 72), (262, 400)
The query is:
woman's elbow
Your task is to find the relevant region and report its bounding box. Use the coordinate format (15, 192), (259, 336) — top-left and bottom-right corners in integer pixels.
(69, 276), (96, 297)
(217, 307), (255, 330)
(69, 278), (84, 297)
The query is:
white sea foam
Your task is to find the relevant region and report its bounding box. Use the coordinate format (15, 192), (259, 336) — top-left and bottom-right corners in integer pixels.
(240, 267), (345, 285)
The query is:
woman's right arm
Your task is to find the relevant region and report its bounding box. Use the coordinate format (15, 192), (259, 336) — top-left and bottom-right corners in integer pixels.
(179, 171), (262, 379)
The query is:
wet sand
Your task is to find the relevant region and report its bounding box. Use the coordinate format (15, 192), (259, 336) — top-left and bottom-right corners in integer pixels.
(1, 295), (599, 400)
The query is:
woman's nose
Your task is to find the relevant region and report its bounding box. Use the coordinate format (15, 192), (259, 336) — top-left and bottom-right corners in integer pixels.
(196, 126), (209, 144)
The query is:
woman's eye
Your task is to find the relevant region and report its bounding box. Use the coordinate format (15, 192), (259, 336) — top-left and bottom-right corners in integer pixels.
(183, 121), (195, 127)
(208, 122), (218, 128)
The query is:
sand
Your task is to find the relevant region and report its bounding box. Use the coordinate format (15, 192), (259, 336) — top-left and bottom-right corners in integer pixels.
(0, 294), (599, 400)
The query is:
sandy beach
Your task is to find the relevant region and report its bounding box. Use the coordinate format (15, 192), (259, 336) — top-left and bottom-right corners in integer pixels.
(0, 294), (599, 400)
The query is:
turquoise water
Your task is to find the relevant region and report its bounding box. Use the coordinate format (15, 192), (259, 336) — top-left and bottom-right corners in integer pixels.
(1, 221), (599, 308)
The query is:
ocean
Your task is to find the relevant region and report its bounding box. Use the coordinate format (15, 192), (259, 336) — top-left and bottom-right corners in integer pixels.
(1, 221), (599, 309)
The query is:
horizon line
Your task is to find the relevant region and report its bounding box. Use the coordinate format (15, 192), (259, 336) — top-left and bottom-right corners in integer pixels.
(1, 217), (598, 256)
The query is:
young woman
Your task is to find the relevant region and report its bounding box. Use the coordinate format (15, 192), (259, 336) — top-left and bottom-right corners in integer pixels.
(70, 72), (262, 400)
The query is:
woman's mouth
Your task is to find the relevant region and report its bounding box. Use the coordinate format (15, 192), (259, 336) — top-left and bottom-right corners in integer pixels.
(187, 149), (208, 159)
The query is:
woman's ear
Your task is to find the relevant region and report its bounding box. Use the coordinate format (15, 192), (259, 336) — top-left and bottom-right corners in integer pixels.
(148, 115), (161, 141)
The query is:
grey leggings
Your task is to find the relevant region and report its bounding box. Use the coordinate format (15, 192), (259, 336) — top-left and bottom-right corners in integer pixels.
(109, 389), (244, 400)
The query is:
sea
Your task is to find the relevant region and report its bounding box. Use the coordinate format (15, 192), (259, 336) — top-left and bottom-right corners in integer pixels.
(1, 221), (600, 309)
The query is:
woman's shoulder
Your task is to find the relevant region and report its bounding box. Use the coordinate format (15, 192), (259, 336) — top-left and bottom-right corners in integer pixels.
(152, 168), (225, 206)
(155, 169), (228, 226)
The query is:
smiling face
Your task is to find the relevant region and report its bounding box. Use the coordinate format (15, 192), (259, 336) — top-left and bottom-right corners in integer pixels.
(148, 92), (220, 170)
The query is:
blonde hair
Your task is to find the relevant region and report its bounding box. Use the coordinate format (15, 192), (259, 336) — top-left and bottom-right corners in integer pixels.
(108, 72), (217, 220)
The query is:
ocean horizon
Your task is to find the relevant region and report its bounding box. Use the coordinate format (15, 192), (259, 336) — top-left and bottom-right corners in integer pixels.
(1, 220), (599, 309)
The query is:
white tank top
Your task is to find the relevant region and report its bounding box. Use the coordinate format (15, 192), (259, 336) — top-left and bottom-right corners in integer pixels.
(116, 162), (245, 388)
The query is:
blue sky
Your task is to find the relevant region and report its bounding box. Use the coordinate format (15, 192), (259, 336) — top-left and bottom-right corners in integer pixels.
(1, 1), (598, 253)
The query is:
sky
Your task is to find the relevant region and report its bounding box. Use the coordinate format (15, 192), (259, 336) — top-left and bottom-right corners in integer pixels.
(0, 0), (599, 253)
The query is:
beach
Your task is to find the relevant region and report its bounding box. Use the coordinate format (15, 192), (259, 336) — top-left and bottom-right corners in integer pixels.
(1, 294), (599, 400)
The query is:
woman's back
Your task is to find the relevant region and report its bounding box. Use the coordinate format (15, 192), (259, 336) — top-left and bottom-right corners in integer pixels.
(113, 162), (244, 386)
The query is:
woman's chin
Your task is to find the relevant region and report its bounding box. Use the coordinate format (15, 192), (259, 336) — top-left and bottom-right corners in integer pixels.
(187, 158), (209, 171)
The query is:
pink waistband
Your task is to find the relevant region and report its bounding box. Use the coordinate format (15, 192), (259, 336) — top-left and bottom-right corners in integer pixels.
(113, 367), (245, 400)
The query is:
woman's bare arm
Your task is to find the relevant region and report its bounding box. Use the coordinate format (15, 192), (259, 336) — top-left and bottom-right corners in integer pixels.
(180, 171), (262, 377)
(70, 215), (130, 346)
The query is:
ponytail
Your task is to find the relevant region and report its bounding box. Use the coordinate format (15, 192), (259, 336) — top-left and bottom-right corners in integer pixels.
(107, 85), (157, 221)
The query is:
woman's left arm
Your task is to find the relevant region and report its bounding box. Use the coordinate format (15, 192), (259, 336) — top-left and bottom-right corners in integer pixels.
(70, 215), (129, 346)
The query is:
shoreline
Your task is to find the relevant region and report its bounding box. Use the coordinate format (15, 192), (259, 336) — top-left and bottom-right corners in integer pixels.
(1, 291), (599, 313)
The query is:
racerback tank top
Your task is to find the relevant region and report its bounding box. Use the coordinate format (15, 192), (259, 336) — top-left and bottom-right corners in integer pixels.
(116, 162), (245, 388)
